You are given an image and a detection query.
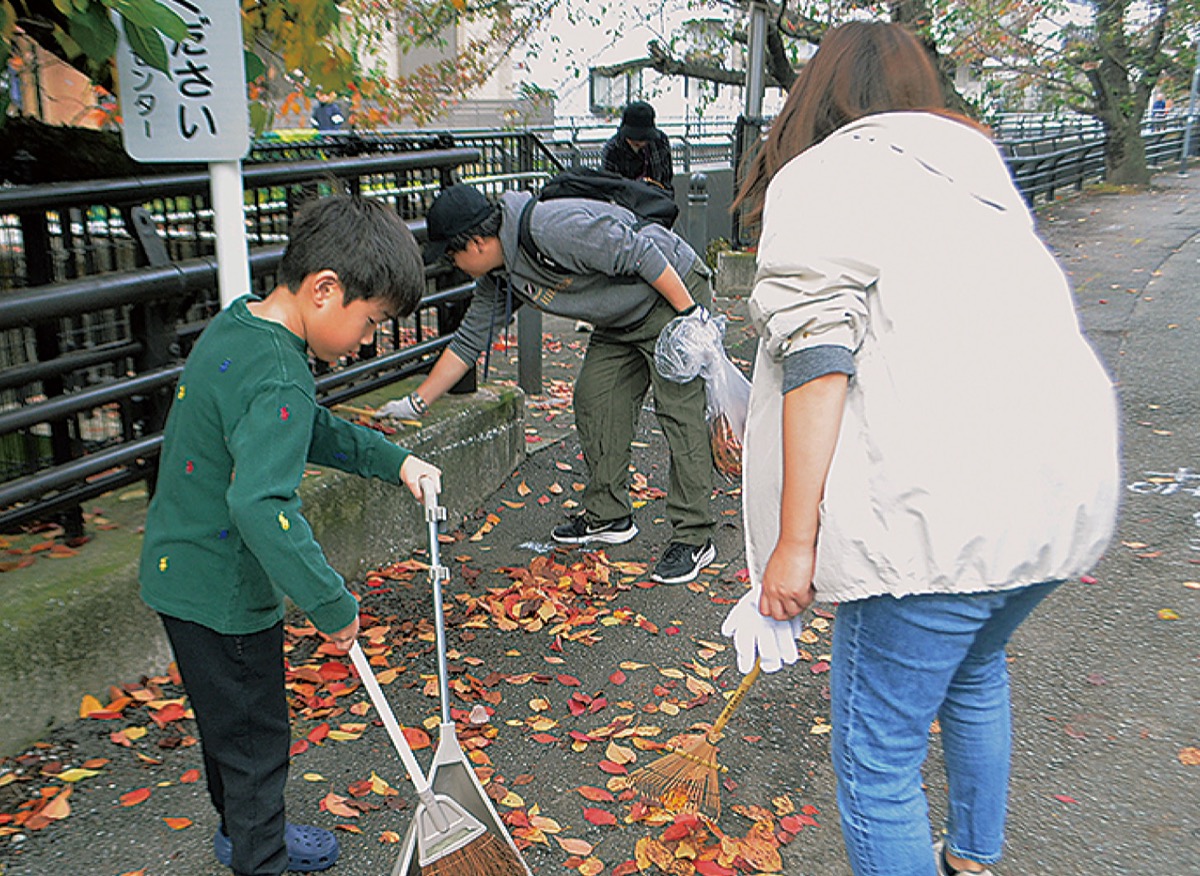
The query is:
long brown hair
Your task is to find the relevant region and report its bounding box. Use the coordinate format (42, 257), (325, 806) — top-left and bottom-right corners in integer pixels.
(734, 21), (946, 224)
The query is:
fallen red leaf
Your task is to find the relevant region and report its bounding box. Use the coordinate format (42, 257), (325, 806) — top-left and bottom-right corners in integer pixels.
(402, 727), (432, 750)
(695, 860), (736, 876)
(119, 787), (151, 807)
(582, 807), (617, 826)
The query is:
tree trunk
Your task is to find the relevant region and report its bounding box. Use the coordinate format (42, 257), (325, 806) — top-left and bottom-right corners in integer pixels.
(1102, 115), (1152, 185)
(1088, 0), (1156, 186)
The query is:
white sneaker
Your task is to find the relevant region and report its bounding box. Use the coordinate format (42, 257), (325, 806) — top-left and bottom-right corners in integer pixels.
(934, 841), (996, 876)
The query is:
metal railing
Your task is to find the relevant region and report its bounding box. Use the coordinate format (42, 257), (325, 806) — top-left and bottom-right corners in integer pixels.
(0, 146), (506, 534)
(1000, 121), (1192, 204)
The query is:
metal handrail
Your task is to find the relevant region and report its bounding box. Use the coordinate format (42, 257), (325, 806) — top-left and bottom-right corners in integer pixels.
(0, 149), (479, 212)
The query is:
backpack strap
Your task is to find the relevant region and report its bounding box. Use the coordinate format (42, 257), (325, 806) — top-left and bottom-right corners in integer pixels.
(518, 199), (569, 274)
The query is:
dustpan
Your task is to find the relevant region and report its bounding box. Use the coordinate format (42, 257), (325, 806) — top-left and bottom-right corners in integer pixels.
(391, 479), (531, 876)
(347, 642), (493, 871)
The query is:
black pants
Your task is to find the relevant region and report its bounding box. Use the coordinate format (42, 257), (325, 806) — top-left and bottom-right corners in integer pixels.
(160, 615), (289, 876)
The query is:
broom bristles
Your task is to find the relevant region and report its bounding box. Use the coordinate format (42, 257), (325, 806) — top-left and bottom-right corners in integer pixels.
(629, 736), (725, 818)
(421, 829), (526, 876)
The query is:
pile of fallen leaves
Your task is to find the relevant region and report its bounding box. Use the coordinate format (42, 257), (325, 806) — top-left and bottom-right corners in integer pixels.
(458, 550), (654, 642)
(0, 538), (834, 876)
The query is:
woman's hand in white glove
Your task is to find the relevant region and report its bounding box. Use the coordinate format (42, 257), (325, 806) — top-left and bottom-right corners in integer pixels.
(721, 539), (815, 674)
(720, 588), (806, 674)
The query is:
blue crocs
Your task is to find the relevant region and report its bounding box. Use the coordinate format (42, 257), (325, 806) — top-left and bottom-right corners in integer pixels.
(213, 822), (340, 872)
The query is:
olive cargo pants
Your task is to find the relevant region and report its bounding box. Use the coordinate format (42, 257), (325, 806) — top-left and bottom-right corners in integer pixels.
(573, 262), (715, 546)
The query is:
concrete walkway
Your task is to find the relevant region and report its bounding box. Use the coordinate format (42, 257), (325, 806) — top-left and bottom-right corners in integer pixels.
(1, 172), (1198, 876)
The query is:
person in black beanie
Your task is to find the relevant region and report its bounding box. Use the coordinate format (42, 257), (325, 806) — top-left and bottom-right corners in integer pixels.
(602, 100), (675, 192)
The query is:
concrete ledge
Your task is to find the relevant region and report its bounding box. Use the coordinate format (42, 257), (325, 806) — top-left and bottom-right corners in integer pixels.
(310, 379), (526, 581)
(0, 378), (524, 755)
(715, 250), (756, 299)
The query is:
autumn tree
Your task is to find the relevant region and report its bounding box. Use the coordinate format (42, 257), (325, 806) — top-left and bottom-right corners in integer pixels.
(1, 0), (522, 130)
(1, 0), (537, 180)
(635, 1), (1200, 183)
(959, 1), (1200, 184)
(634, 2), (973, 114)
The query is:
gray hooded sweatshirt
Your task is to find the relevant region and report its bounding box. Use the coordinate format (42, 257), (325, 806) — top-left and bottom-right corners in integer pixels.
(447, 190), (700, 365)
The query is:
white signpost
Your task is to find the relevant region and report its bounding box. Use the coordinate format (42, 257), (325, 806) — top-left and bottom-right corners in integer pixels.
(114, 0), (251, 307)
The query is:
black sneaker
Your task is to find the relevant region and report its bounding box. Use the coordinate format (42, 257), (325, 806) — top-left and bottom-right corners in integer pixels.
(551, 514), (638, 545)
(651, 540), (717, 584)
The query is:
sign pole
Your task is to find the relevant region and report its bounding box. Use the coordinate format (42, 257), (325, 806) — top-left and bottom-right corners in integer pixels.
(210, 161), (249, 307)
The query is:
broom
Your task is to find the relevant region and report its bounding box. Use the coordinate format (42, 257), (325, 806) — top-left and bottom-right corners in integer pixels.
(391, 477), (531, 876)
(629, 658), (762, 820)
(348, 642), (525, 875)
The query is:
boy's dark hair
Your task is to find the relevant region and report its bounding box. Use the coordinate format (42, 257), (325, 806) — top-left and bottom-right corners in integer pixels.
(279, 195), (425, 317)
(443, 205), (502, 259)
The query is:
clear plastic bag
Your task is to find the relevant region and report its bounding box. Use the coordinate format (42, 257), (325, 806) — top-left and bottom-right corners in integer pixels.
(655, 312), (751, 480)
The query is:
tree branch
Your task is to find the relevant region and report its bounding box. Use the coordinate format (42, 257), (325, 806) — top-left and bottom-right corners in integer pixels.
(646, 39), (747, 87)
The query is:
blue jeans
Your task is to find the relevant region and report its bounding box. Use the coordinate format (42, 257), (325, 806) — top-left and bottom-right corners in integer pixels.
(830, 581), (1060, 876)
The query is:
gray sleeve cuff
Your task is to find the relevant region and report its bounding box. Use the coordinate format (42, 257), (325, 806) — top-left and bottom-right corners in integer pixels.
(782, 344), (856, 394)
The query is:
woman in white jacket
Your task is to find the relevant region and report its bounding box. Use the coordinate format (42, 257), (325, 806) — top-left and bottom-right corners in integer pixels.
(721, 22), (1120, 876)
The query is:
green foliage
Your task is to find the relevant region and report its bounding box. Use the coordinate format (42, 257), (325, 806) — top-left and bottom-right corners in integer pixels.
(67, 4), (117, 62)
(704, 236), (732, 272)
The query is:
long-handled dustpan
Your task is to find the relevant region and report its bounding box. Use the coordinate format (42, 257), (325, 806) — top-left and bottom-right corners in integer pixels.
(392, 479), (531, 876)
(348, 642), (506, 871)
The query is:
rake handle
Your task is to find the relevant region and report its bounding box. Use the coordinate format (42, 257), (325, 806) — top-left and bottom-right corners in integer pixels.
(709, 658), (762, 737)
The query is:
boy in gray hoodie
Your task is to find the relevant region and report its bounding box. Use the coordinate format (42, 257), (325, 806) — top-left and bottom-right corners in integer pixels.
(378, 184), (716, 584)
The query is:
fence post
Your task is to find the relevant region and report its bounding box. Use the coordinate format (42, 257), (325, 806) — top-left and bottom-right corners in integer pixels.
(438, 298), (477, 395)
(18, 209), (87, 537)
(517, 308), (542, 395)
(125, 207), (183, 500)
(684, 172), (709, 257)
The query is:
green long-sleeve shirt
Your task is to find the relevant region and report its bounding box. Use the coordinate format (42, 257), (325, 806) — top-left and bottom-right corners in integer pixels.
(139, 295), (411, 635)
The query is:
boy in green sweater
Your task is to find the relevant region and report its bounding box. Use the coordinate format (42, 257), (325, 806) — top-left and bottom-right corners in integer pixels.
(139, 195), (440, 875)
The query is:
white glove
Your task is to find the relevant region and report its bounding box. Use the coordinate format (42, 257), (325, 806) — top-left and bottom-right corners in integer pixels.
(373, 393), (423, 420)
(720, 588), (806, 674)
(676, 302), (710, 324)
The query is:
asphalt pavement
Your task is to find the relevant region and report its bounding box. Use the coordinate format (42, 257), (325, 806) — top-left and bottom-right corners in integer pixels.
(1, 171), (1197, 876)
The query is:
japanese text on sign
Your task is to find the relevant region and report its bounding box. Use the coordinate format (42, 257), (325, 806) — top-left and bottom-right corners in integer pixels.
(115, 0), (249, 162)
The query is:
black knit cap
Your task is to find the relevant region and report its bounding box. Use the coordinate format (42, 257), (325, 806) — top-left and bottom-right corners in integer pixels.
(422, 184), (494, 265)
(618, 101), (658, 141)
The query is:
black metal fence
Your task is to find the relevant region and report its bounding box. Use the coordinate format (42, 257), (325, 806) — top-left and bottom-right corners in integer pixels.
(0, 143), (544, 534)
(2, 114), (1198, 536)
